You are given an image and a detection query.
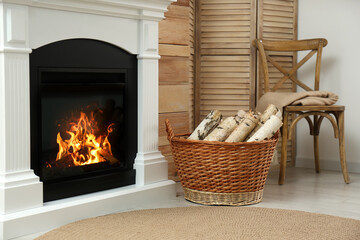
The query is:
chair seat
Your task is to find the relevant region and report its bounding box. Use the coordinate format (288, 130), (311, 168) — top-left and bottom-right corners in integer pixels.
(285, 105), (344, 112)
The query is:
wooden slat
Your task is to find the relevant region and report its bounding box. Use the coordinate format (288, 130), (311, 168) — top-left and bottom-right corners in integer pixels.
(201, 72), (250, 78)
(201, 48), (250, 55)
(201, 0), (251, 3)
(201, 9), (251, 16)
(201, 83), (250, 89)
(263, 27), (294, 34)
(263, 0), (294, 7)
(201, 78), (251, 84)
(201, 61), (250, 67)
(201, 3), (251, 10)
(201, 20), (251, 27)
(159, 44), (190, 57)
(200, 88), (249, 95)
(263, 9), (294, 18)
(263, 15), (294, 23)
(202, 32), (251, 38)
(201, 55), (250, 61)
(201, 15), (250, 21)
(172, 0), (190, 6)
(263, 4), (294, 13)
(201, 43), (250, 49)
(201, 26), (250, 32)
(201, 94), (250, 100)
(201, 37), (250, 43)
(202, 66), (250, 72)
(165, 5), (190, 19)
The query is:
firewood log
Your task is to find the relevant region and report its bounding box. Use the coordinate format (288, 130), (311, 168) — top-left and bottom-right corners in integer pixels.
(235, 109), (246, 122)
(246, 104), (279, 140)
(99, 150), (119, 165)
(204, 116), (239, 142)
(247, 115), (282, 142)
(225, 112), (259, 142)
(188, 110), (222, 140)
(260, 104), (279, 123)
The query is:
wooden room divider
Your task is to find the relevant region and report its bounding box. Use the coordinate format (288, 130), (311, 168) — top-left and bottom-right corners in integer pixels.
(159, 0), (298, 180)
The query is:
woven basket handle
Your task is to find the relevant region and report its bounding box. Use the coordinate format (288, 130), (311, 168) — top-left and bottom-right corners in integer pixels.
(165, 119), (175, 140)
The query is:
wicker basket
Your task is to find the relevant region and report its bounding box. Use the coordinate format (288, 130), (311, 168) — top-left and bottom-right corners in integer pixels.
(166, 119), (279, 206)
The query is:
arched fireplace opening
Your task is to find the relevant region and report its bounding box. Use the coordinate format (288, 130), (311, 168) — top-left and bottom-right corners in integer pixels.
(30, 39), (137, 202)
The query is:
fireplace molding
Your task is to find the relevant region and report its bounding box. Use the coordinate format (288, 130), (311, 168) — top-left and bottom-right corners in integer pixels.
(0, 0), (172, 20)
(0, 0), (176, 239)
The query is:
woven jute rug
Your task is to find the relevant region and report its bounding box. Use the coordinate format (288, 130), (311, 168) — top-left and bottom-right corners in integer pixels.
(36, 206), (360, 240)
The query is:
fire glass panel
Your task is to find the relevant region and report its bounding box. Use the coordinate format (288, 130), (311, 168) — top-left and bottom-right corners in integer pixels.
(41, 87), (126, 181)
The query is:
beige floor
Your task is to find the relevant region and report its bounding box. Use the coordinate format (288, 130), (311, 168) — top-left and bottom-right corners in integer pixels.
(15, 167), (360, 239)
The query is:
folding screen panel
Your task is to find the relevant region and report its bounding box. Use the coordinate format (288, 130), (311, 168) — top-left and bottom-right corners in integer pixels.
(195, 0), (257, 124)
(257, 0), (298, 166)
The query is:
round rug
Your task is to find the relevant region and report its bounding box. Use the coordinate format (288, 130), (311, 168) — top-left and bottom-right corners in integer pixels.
(36, 207), (360, 240)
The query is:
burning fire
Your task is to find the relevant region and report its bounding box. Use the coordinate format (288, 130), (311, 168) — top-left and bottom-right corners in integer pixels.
(55, 111), (116, 167)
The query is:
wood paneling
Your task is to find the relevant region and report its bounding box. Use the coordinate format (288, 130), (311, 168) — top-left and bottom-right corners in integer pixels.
(257, 0), (298, 167)
(159, 0), (194, 180)
(159, 44), (190, 57)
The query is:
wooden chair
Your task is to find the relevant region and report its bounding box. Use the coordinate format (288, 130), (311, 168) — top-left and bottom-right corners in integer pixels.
(253, 38), (350, 185)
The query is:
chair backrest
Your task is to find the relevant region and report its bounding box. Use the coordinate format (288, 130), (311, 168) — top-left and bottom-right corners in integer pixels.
(253, 38), (327, 93)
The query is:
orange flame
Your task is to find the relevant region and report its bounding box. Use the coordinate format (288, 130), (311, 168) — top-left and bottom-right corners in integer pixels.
(55, 112), (115, 166)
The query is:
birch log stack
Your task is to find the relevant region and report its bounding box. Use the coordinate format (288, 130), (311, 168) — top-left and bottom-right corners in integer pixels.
(188, 104), (282, 142)
(188, 110), (222, 140)
(225, 112), (259, 142)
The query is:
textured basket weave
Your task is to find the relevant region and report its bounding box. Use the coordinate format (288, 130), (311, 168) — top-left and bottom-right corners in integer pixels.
(166, 119), (279, 206)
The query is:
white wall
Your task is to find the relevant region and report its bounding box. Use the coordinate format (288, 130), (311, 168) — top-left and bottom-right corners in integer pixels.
(296, 0), (360, 172)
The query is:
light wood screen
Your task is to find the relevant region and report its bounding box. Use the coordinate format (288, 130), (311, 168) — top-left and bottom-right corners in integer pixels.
(195, 0), (257, 124)
(257, 0), (298, 166)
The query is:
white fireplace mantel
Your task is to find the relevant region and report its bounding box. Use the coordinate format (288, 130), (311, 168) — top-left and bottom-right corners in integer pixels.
(0, 0), (176, 239)
(0, 0), (173, 20)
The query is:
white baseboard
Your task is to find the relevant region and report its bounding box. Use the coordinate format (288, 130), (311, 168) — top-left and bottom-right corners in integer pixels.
(296, 157), (360, 174)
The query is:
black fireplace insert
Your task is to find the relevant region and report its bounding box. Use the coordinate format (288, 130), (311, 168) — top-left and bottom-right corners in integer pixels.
(30, 39), (137, 202)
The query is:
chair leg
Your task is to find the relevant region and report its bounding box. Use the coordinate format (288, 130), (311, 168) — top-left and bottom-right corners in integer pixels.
(338, 111), (350, 183)
(313, 135), (320, 173)
(279, 111), (289, 185)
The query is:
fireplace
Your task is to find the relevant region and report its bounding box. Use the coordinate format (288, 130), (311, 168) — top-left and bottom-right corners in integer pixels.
(0, 0), (176, 239)
(30, 39), (137, 201)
